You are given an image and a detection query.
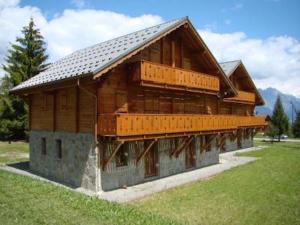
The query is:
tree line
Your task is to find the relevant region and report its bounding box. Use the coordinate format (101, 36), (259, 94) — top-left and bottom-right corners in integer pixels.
(0, 19), (300, 142)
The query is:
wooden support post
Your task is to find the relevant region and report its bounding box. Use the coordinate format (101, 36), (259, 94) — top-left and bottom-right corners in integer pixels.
(170, 136), (188, 157)
(53, 92), (56, 132)
(171, 39), (176, 68)
(175, 136), (194, 158)
(102, 141), (124, 170)
(75, 86), (80, 133)
(202, 134), (216, 152)
(160, 38), (164, 64)
(136, 139), (156, 163)
(28, 96), (32, 130)
(218, 134), (227, 152)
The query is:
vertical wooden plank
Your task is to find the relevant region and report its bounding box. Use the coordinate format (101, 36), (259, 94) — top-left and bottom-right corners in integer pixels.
(75, 86), (80, 132)
(53, 92), (56, 132)
(28, 95), (32, 130)
(160, 38), (164, 64)
(171, 39), (176, 68)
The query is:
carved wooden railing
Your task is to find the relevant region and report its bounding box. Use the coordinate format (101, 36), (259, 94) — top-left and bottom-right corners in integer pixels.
(98, 114), (267, 137)
(225, 90), (256, 103)
(132, 60), (220, 93)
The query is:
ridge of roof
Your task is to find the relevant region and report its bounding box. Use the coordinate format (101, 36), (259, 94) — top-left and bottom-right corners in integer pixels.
(11, 17), (188, 92)
(219, 60), (241, 77)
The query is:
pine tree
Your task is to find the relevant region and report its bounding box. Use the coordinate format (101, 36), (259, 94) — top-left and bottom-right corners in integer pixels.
(271, 95), (289, 141)
(292, 112), (300, 138)
(0, 18), (49, 141)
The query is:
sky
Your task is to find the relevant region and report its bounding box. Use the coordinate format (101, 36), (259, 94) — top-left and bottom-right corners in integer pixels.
(0, 0), (300, 96)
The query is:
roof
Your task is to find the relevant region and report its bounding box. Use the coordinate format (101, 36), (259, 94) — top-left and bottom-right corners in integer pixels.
(219, 60), (265, 105)
(11, 17), (186, 92)
(219, 60), (241, 77)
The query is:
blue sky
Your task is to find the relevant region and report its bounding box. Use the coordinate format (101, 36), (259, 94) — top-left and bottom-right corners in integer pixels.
(1, 0), (300, 96)
(21, 0), (300, 39)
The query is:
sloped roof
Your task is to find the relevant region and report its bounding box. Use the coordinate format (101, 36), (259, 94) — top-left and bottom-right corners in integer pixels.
(219, 60), (241, 77)
(11, 17), (186, 92)
(220, 60), (264, 105)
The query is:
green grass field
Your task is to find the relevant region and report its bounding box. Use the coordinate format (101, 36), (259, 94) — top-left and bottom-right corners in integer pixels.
(132, 141), (300, 225)
(0, 141), (299, 225)
(0, 141), (28, 164)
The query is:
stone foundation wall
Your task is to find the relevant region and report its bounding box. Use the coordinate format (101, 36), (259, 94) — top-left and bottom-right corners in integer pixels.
(29, 130), (97, 191)
(241, 136), (253, 149)
(100, 137), (219, 191)
(223, 134), (254, 152)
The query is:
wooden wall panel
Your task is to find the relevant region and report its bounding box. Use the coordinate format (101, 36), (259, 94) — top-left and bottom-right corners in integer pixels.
(98, 66), (128, 113)
(220, 102), (232, 115)
(79, 84), (95, 133)
(56, 88), (76, 132)
(31, 93), (54, 130)
(205, 95), (218, 114)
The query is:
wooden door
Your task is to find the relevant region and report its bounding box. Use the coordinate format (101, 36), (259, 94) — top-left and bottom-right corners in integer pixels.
(144, 146), (157, 177)
(185, 142), (195, 169)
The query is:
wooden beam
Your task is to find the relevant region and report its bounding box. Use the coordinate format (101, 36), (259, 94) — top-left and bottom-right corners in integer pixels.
(160, 38), (164, 64)
(201, 134), (216, 152)
(170, 137), (189, 157)
(175, 136), (194, 158)
(171, 39), (176, 68)
(28, 95), (32, 130)
(102, 141), (124, 170)
(218, 134), (227, 152)
(136, 139), (156, 163)
(75, 86), (80, 133)
(53, 92), (56, 132)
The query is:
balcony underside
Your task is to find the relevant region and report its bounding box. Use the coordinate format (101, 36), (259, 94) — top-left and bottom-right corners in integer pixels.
(98, 114), (267, 141)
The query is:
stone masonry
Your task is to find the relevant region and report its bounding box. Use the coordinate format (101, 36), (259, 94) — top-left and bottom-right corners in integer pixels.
(29, 130), (97, 191)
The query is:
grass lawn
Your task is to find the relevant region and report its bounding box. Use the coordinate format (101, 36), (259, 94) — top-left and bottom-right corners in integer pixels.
(0, 141), (299, 225)
(131, 141), (300, 225)
(0, 142), (177, 225)
(0, 141), (29, 165)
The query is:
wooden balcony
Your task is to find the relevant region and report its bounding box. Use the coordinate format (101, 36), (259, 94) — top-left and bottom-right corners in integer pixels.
(225, 90), (256, 103)
(98, 114), (266, 138)
(132, 61), (220, 93)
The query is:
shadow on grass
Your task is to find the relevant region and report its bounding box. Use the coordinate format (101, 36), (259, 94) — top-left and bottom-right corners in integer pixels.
(7, 161), (30, 171)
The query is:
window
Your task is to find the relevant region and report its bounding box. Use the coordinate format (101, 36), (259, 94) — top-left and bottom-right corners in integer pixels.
(41, 138), (47, 155)
(56, 139), (62, 159)
(115, 144), (128, 167)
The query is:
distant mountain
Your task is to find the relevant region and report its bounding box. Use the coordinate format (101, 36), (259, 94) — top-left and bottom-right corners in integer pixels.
(255, 87), (300, 122)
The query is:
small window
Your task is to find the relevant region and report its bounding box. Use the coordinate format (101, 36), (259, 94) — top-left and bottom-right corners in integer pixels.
(56, 139), (62, 159)
(41, 138), (47, 155)
(115, 144), (128, 167)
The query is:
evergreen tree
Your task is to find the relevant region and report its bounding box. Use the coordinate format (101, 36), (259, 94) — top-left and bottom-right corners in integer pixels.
(271, 95), (289, 141)
(292, 112), (300, 138)
(0, 18), (48, 141)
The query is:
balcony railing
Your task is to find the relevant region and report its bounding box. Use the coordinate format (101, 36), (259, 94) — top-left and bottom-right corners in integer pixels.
(132, 61), (220, 92)
(98, 114), (267, 137)
(225, 90), (256, 103)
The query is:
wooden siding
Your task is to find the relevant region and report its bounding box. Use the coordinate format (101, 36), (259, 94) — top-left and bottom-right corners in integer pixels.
(30, 85), (95, 133)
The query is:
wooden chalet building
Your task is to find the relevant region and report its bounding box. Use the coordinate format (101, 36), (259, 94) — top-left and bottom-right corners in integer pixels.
(11, 17), (266, 191)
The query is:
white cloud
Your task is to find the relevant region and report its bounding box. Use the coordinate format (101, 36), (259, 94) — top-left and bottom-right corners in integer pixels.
(0, 1), (162, 75)
(199, 29), (300, 97)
